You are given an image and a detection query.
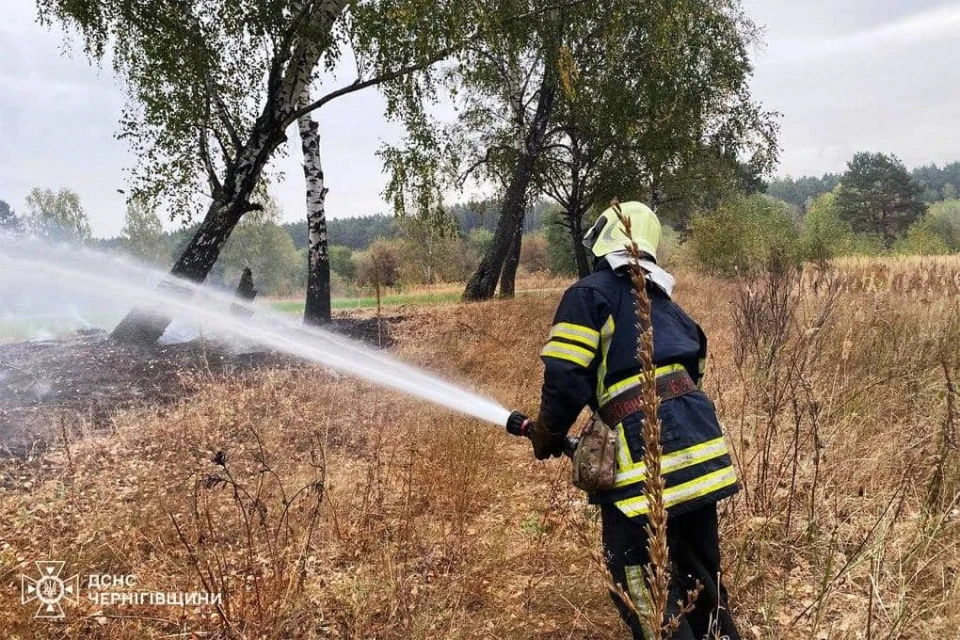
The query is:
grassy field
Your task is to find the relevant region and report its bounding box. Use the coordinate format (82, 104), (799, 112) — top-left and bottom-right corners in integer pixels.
(1, 260), (959, 638)
(270, 290), (463, 313)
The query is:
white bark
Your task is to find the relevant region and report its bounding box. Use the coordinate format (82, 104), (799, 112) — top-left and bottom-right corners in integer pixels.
(298, 90), (328, 265)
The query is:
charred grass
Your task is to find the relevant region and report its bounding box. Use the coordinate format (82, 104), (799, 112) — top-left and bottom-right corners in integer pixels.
(1, 264), (959, 638)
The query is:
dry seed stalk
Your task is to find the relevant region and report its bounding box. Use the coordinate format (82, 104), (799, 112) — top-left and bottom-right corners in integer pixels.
(613, 202), (701, 638)
(614, 203), (669, 638)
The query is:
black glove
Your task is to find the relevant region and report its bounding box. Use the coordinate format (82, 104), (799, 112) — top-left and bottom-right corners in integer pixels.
(529, 420), (566, 460)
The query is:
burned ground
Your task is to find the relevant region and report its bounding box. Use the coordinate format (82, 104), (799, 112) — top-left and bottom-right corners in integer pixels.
(0, 314), (402, 456)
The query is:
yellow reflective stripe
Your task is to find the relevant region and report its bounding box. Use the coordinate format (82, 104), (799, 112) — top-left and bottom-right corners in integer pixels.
(541, 341), (594, 367)
(596, 316), (615, 403)
(624, 565), (654, 631)
(615, 466), (738, 517)
(698, 358), (706, 374)
(613, 437), (729, 488)
(549, 322), (600, 349)
(603, 364), (687, 402)
(616, 422), (632, 468)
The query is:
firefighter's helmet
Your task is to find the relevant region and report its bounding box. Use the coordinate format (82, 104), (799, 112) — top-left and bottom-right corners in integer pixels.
(582, 201), (661, 263)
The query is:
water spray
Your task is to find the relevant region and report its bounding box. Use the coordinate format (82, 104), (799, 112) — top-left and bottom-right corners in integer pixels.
(0, 241), (559, 442)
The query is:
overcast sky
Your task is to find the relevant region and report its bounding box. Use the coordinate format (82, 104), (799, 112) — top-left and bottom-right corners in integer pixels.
(2, 1), (959, 237)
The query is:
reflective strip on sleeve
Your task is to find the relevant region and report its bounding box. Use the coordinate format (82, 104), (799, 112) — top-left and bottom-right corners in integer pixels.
(595, 316), (616, 404)
(613, 437), (730, 488)
(549, 322), (600, 349)
(540, 341), (595, 368)
(615, 466), (738, 518)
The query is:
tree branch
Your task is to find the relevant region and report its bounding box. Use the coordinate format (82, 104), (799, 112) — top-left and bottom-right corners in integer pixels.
(286, 50), (451, 124)
(212, 91), (243, 150)
(198, 127), (222, 196)
(286, 0), (591, 125)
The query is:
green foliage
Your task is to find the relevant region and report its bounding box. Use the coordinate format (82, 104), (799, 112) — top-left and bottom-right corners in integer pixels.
(0, 198), (21, 235)
(657, 225), (681, 268)
(912, 162), (960, 203)
(927, 199), (960, 251)
(894, 219), (951, 256)
(766, 173), (842, 211)
(798, 191), (853, 262)
(282, 215), (399, 251)
(689, 194), (799, 276)
(467, 227), (494, 256)
(541, 0), (779, 231)
(220, 220), (303, 296)
(119, 198), (169, 266)
(834, 152), (926, 244)
(329, 245), (357, 281)
(396, 216), (469, 284)
(543, 207), (579, 276)
(24, 187), (91, 243)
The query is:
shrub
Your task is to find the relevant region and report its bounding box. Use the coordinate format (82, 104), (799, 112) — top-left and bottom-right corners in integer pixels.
(329, 245), (357, 281)
(356, 239), (402, 290)
(520, 232), (549, 273)
(543, 207), (579, 276)
(927, 199), (960, 251)
(689, 194), (800, 276)
(894, 219), (951, 256)
(798, 191), (854, 262)
(467, 227), (494, 257)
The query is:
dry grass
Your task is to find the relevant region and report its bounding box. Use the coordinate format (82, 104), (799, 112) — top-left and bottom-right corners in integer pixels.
(804, 254), (960, 297)
(1, 264), (959, 638)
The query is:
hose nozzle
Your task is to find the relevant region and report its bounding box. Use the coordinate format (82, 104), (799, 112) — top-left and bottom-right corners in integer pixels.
(506, 410), (531, 437)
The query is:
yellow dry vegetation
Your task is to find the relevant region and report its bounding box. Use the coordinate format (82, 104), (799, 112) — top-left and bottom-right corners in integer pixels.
(1, 264), (958, 639)
(805, 254), (960, 297)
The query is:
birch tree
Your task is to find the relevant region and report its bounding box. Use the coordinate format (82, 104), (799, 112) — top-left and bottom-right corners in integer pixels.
(119, 198), (169, 266)
(24, 187), (91, 244)
(297, 93), (331, 325)
(37, 0), (490, 342)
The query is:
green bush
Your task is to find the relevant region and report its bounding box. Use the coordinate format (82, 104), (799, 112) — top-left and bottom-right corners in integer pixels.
(543, 207), (580, 276)
(467, 228), (494, 257)
(220, 221), (302, 296)
(927, 199), (960, 251)
(894, 219), (951, 255)
(329, 245), (357, 281)
(798, 191), (854, 262)
(689, 194), (800, 276)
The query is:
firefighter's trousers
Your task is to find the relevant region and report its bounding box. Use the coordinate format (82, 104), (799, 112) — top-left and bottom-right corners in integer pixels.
(601, 502), (741, 640)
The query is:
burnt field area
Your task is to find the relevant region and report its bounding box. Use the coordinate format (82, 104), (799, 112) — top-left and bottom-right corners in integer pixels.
(0, 315), (402, 457)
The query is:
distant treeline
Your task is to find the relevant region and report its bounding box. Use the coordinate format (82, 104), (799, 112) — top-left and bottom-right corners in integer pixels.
(768, 161), (960, 210)
(278, 200), (549, 251)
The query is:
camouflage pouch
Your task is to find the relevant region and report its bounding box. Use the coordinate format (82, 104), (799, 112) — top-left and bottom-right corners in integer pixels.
(571, 414), (618, 493)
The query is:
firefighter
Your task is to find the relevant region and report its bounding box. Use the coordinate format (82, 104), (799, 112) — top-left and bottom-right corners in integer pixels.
(528, 202), (741, 639)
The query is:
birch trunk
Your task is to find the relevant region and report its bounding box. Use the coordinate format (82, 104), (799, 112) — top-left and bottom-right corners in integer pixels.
(111, 0), (350, 344)
(298, 91), (332, 325)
